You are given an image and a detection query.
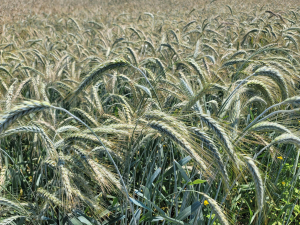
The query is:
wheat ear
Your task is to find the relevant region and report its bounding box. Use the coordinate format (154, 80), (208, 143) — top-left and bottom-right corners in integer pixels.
(245, 156), (264, 212)
(254, 66), (288, 100)
(0, 166), (6, 192)
(0, 126), (43, 139)
(149, 120), (207, 170)
(198, 113), (241, 166)
(190, 127), (230, 189)
(70, 58), (129, 100)
(249, 122), (290, 134)
(50, 106), (137, 224)
(0, 100), (51, 133)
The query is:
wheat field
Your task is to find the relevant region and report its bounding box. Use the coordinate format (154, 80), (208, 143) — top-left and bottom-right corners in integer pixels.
(1, 0), (300, 224)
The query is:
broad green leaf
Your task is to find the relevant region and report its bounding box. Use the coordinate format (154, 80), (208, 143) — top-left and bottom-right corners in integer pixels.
(176, 201), (201, 221)
(129, 197), (152, 211)
(77, 216), (93, 225)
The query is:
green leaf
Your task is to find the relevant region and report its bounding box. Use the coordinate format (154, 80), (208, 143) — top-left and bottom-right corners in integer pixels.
(135, 84), (152, 97)
(243, 199), (253, 225)
(129, 197), (152, 211)
(186, 179), (206, 185)
(77, 216), (93, 225)
(175, 201), (201, 220)
(112, 197), (119, 206)
(69, 218), (84, 225)
(147, 167), (161, 188)
(107, 215), (125, 224)
(129, 209), (141, 225)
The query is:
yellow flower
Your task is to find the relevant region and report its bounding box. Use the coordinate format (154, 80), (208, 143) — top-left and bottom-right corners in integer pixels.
(282, 181), (286, 185)
(163, 145), (166, 148)
(277, 156), (283, 160)
(204, 200), (209, 206)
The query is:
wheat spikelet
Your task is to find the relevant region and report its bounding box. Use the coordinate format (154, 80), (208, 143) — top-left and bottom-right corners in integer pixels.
(122, 103), (132, 124)
(99, 123), (137, 130)
(186, 58), (206, 83)
(222, 58), (250, 67)
(244, 96), (267, 108)
(37, 188), (65, 209)
(21, 66), (45, 77)
(0, 78), (8, 93)
(58, 117), (77, 127)
(91, 146), (122, 161)
(30, 76), (40, 100)
(104, 93), (133, 114)
(202, 58), (211, 79)
(60, 165), (73, 203)
(65, 133), (113, 148)
(83, 127), (129, 136)
(179, 78), (203, 113)
(207, 100), (219, 114)
(0, 100), (51, 133)
(101, 113), (123, 123)
(71, 145), (90, 159)
(149, 120), (207, 170)
(97, 163), (122, 189)
(0, 67), (11, 78)
(154, 58), (166, 77)
(0, 126), (43, 139)
(191, 127), (230, 189)
(29, 123), (58, 157)
(71, 187), (103, 213)
(202, 43), (219, 57)
(229, 50), (247, 59)
(145, 110), (188, 133)
(182, 87), (208, 113)
(11, 77), (31, 102)
(245, 80), (274, 105)
(201, 193), (229, 225)
(0, 166), (6, 191)
(71, 108), (100, 126)
(254, 66), (288, 100)
(245, 156), (264, 212)
(68, 17), (81, 30)
(5, 79), (18, 111)
(55, 81), (73, 94)
(92, 85), (104, 115)
(40, 83), (49, 102)
(70, 58), (129, 99)
(0, 197), (24, 212)
(281, 96), (300, 105)
(56, 125), (80, 133)
(284, 34), (298, 51)
(179, 78), (193, 98)
(249, 122), (290, 134)
(86, 158), (120, 192)
(271, 133), (300, 146)
(244, 96), (300, 131)
(241, 28), (259, 46)
(198, 113), (241, 166)
(127, 47), (138, 65)
(267, 61), (293, 77)
(0, 216), (25, 225)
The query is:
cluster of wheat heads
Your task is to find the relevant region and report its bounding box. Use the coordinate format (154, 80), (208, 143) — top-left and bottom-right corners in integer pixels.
(1, 1), (300, 224)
